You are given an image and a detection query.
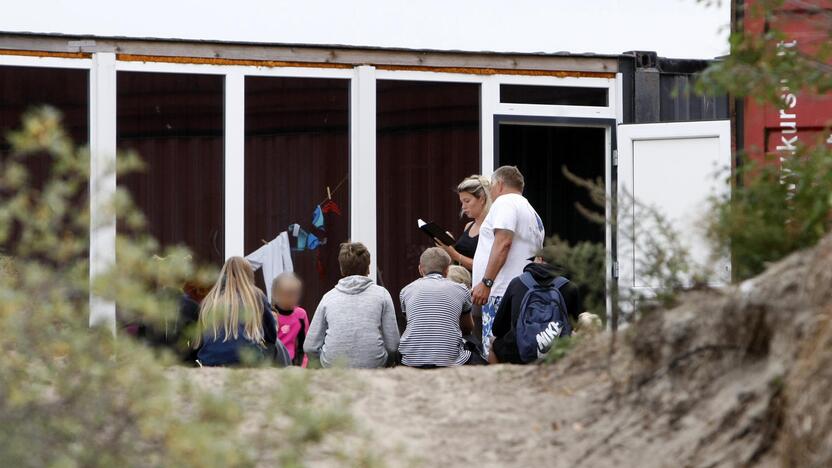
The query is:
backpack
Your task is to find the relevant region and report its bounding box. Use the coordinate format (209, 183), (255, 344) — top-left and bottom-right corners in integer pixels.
(516, 273), (572, 363)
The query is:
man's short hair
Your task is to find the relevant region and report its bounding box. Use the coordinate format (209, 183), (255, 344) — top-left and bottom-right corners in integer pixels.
(492, 165), (525, 191)
(338, 242), (371, 276)
(420, 247), (451, 275)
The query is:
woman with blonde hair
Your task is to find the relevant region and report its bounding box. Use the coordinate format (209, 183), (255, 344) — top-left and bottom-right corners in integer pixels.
(435, 175), (492, 272)
(196, 256), (290, 367)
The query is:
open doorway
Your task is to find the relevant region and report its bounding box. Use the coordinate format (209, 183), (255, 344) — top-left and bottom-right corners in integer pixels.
(497, 124), (607, 246)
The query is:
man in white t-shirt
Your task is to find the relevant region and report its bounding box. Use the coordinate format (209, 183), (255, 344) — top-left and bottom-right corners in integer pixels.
(472, 166), (545, 358)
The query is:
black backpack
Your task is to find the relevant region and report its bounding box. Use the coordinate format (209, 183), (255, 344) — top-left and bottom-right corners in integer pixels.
(516, 273), (572, 363)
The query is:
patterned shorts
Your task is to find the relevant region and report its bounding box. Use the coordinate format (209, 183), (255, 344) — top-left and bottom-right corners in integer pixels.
(481, 295), (502, 358)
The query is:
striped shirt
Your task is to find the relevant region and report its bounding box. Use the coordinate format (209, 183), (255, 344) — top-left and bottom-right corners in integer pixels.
(398, 273), (472, 367)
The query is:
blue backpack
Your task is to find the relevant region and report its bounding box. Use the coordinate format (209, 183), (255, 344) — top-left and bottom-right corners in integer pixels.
(516, 273), (572, 363)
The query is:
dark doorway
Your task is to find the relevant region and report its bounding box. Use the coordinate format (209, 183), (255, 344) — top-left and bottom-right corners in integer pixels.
(498, 124), (606, 246)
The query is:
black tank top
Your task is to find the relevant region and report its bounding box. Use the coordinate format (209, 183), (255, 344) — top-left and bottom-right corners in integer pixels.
(454, 223), (479, 260)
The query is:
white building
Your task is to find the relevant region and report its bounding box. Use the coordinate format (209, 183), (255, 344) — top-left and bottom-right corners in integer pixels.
(0, 1), (732, 328)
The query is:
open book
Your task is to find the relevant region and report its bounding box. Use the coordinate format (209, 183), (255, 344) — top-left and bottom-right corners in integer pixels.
(417, 219), (456, 246)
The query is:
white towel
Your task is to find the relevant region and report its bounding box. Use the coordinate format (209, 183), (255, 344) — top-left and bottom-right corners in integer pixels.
(246, 231), (293, 301)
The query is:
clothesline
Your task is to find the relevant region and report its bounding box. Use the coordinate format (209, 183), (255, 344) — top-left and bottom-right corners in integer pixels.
(261, 176), (348, 246)
(318, 176), (348, 206)
(252, 177), (347, 287)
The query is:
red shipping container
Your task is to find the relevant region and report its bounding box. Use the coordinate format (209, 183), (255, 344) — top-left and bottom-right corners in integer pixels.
(740, 0), (832, 164)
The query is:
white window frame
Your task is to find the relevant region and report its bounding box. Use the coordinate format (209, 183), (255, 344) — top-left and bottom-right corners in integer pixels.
(0, 54), (92, 69)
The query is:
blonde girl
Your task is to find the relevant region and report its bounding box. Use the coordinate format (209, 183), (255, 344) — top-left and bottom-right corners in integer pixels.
(196, 256), (290, 367)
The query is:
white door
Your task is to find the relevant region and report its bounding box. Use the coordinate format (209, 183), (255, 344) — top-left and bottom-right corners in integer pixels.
(617, 120), (731, 302)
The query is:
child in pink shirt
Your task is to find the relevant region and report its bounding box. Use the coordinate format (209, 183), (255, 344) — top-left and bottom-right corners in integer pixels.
(271, 273), (310, 367)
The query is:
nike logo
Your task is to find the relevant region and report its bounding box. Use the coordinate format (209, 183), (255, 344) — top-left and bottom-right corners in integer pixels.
(536, 321), (563, 356)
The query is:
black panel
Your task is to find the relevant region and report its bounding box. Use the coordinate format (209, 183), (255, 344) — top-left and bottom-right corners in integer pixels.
(623, 52), (730, 124)
(498, 125), (606, 246)
(500, 84), (608, 107)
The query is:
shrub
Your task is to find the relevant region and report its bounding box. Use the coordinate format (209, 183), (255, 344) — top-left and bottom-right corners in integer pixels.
(0, 107), (365, 467)
(538, 235), (606, 319)
(561, 167), (697, 321)
(708, 145), (832, 281)
(697, 0), (832, 281)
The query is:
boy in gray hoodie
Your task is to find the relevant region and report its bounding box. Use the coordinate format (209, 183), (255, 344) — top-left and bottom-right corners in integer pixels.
(304, 242), (400, 368)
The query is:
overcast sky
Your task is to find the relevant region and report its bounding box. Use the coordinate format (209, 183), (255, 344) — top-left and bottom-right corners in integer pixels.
(2, 0), (731, 59)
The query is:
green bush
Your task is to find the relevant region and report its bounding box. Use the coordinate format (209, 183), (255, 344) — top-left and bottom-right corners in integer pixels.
(0, 107), (367, 467)
(561, 166), (696, 317)
(538, 235), (606, 318)
(697, 0), (832, 282)
(708, 146), (832, 281)
(541, 335), (580, 365)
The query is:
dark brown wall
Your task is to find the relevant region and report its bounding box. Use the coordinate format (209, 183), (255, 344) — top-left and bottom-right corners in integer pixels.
(0, 65), (89, 183)
(376, 80), (480, 330)
(244, 77), (350, 314)
(117, 71), (225, 266)
(0, 65), (89, 258)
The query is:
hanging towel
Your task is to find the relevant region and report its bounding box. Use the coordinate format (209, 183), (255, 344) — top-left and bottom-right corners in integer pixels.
(245, 231), (293, 301)
(312, 205), (325, 230)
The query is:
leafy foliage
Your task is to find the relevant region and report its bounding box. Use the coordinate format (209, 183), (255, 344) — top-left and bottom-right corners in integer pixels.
(698, 0), (832, 280)
(697, 0), (832, 107)
(561, 167), (697, 316)
(0, 108), (368, 467)
(541, 335), (580, 365)
(539, 235), (607, 318)
(708, 146), (832, 280)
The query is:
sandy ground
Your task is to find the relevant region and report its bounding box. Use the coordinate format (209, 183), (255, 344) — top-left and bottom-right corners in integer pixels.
(183, 361), (611, 468)
(176, 235), (832, 468)
(324, 364), (604, 467)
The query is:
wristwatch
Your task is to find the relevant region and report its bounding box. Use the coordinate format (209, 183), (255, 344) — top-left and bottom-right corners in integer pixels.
(482, 278), (494, 288)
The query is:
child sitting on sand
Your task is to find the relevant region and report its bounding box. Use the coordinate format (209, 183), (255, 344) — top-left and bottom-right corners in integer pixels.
(271, 272), (310, 367)
(447, 265), (472, 289)
(304, 242), (400, 368)
(196, 257), (291, 367)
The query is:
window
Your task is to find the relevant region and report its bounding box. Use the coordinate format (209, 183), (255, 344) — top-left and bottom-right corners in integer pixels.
(377, 80), (480, 330)
(117, 72), (225, 265)
(500, 84), (608, 107)
(245, 76), (350, 310)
